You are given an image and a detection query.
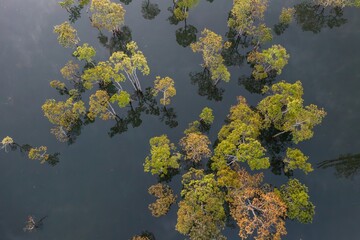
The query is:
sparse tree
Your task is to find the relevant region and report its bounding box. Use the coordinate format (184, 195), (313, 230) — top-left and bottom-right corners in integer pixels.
(90, 0), (126, 32)
(179, 132), (212, 162)
(148, 183), (176, 217)
(53, 21), (80, 48)
(190, 29), (230, 85)
(73, 43), (96, 62)
(152, 76), (176, 106)
(88, 90), (117, 120)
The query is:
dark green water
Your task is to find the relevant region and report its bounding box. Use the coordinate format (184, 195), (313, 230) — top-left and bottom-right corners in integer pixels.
(0, 0), (360, 239)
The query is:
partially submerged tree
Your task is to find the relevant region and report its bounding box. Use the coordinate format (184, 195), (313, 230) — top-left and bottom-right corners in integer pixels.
(284, 148), (313, 174)
(172, 0), (200, 21)
(1, 136), (59, 165)
(53, 21), (80, 48)
(176, 168), (226, 240)
(228, 0), (272, 46)
(212, 97), (270, 171)
(148, 183), (176, 217)
(144, 135), (181, 177)
(276, 178), (315, 223)
(152, 76), (176, 106)
(73, 43), (96, 63)
(247, 45), (290, 80)
(179, 132), (211, 163)
(88, 90), (117, 120)
(109, 41), (150, 92)
(257, 81), (326, 143)
(228, 169), (287, 240)
(42, 98), (86, 139)
(190, 29), (230, 85)
(90, 0), (126, 32)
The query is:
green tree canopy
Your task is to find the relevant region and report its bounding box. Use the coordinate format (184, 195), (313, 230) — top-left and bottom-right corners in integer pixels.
(258, 81), (326, 143)
(90, 0), (125, 32)
(247, 45), (290, 80)
(53, 21), (80, 48)
(144, 135), (181, 177)
(152, 76), (176, 106)
(176, 168), (226, 240)
(190, 29), (230, 85)
(277, 178), (315, 223)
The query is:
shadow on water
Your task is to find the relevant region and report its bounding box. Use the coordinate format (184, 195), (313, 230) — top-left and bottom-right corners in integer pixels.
(190, 68), (225, 102)
(98, 26), (133, 55)
(318, 153), (360, 179)
(274, 2), (348, 35)
(141, 0), (161, 20)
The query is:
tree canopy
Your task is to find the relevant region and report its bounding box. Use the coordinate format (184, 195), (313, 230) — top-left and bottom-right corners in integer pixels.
(90, 0), (126, 32)
(191, 29), (230, 84)
(144, 135), (181, 177)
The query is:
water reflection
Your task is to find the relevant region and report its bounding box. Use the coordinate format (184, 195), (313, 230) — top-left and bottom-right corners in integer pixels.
(318, 153), (360, 179)
(141, 0), (161, 20)
(98, 26), (133, 55)
(294, 2), (347, 33)
(120, 0), (132, 5)
(190, 68), (224, 101)
(175, 24), (198, 48)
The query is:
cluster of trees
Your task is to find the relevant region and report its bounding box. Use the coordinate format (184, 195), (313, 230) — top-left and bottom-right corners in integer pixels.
(44, 0), (179, 143)
(11, 0), (346, 237)
(143, 82), (324, 239)
(1, 136), (59, 165)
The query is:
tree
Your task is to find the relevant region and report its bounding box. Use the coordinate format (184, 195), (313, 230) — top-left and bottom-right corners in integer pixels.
(109, 41), (150, 91)
(61, 60), (80, 81)
(274, 7), (295, 35)
(190, 29), (230, 85)
(279, 7), (295, 25)
(88, 90), (117, 120)
(28, 146), (49, 163)
(110, 90), (131, 108)
(152, 76), (176, 106)
(148, 183), (176, 217)
(173, 0), (200, 21)
(284, 148), (313, 174)
(199, 107), (214, 125)
(141, 0), (161, 20)
(247, 45), (289, 80)
(257, 81), (326, 143)
(82, 61), (123, 90)
(1, 136), (14, 152)
(228, 169), (287, 240)
(73, 43), (96, 62)
(179, 132), (212, 163)
(228, 0), (268, 38)
(53, 21), (80, 48)
(90, 0), (125, 32)
(42, 98), (86, 132)
(144, 135), (181, 177)
(176, 168), (226, 240)
(131, 231), (156, 240)
(212, 97), (269, 170)
(277, 178), (315, 223)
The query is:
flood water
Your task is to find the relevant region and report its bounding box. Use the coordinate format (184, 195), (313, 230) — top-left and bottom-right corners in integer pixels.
(0, 0), (360, 239)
